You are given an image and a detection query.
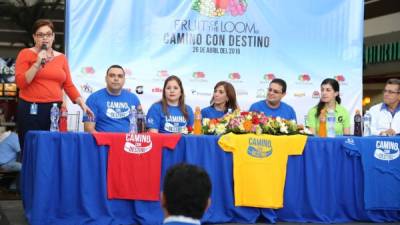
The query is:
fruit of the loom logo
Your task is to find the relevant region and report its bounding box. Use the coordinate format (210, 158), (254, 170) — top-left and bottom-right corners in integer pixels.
(264, 73), (275, 81)
(124, 68), (132, 76)
(312, 91), (320, 98)
(81, 67), (95, 75)
(229, 72), (240, 80)
(158, 70), (169, 78)
(192, 0), (248, 17)
(335, 75), (345, 82)
(193, 72), (205, 78)
(298, 74), (311, 82)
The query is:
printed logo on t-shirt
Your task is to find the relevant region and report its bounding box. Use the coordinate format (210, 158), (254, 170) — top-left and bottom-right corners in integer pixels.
(164, 115), (187, 133)
(374, 141), (399, 161)
(124, 133), (153, 154)
(345, 138), (355, 145)
(106, 101), (130, 119)
(247, 138), (272, 158)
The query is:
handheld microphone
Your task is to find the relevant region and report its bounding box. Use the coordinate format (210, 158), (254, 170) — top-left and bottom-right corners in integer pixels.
(40, 44), (47, 67)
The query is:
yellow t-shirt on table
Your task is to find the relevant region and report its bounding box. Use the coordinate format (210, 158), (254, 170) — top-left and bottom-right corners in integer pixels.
(218, 133), (307, 208)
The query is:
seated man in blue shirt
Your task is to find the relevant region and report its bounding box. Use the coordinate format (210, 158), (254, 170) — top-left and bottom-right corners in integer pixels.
(249, 78), (297, 121)
(83, 65), (141, 133)
(162, 163), (211, 225)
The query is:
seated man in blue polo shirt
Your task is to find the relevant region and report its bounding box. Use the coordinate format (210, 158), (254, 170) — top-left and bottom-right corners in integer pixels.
(249, 78), (297, 121)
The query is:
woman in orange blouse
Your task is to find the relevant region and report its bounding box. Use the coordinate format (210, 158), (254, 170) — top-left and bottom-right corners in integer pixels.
(15, 19), (93, 149)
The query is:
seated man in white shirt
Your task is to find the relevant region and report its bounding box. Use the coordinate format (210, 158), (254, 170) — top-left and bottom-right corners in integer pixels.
(369, 78), (400, 136)
(162, 163), (211, 225)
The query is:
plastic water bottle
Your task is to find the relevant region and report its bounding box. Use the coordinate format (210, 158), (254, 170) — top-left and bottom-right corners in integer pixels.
(129, 106), (137, 133)
(304, 115), (309, 128)
(363, 110), (371, 136)
(326, 109), (336, 137)
(50, 103), (59, 132)
(353, 110), (362, 136)
(136, 107), (146, 133)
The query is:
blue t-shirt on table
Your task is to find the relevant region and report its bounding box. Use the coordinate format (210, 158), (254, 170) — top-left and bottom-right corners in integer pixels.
(343, 137), (400, 210)
(201, 106), (225, 119)
(249, 100), (297, 121)
(146, 102), (194, 133)
(83, 88), (141, 132)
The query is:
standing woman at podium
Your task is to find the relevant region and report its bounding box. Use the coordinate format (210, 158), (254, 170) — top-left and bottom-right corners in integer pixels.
(15, 19), (93, 151)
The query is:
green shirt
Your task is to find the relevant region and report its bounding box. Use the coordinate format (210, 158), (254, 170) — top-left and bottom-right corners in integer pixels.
(306, 103), (350, 136)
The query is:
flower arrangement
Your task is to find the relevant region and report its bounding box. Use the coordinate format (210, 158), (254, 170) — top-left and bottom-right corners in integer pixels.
(202, 110), (308, 135)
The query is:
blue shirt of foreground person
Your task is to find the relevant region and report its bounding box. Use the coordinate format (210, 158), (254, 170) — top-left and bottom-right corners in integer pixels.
(162, 163), (211, 225)
(83, 65), (141, 132)
(249, 78), (297, 121)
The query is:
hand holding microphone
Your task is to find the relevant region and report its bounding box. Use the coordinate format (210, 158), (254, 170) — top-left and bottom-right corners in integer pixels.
(39, 44), (47, 68)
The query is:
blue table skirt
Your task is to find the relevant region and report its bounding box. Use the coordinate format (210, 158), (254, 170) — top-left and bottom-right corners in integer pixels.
(21, 131), (400, 225)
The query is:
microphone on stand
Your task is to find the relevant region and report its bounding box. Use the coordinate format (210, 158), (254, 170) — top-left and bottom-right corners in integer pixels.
(40, 44), (47, 67)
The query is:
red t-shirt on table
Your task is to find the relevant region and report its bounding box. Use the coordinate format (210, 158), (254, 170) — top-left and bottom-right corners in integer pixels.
(93, 132), (181, 201)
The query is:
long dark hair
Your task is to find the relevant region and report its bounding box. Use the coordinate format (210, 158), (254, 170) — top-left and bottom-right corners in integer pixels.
(160, 75), (189, 121)
(210, 81), (239, 112)
(316, 78), (341, 117)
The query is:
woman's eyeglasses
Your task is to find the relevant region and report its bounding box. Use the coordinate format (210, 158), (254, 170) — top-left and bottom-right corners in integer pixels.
(35, 32), (53, 39)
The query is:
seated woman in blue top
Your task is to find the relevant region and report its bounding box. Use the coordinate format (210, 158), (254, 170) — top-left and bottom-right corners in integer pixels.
(201, 81), (239, 119)
(146, 75), (194, 133)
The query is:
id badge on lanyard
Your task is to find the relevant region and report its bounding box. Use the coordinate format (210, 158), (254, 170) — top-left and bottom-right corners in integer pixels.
(30, 103), (38, 115)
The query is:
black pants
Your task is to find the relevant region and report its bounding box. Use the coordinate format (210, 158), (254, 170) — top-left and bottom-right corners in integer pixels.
(17, 99), (61, 159)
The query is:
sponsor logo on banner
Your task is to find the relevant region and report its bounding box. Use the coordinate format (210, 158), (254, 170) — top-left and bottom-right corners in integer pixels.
(260, 73), (275, 84)
(124, 133), (153, 154)
(296, 74), (312, 85)
(136, 85), (144, 94)
(312, 90), (320, 99)
(80, 83), (93, 94)
(124, 68), (136, 80)
(192, 0), (248, 17)
(236, 89), (248, 96)
(228, 72), (243, 83)
(152, 87), (163, 93)
(256, 89), (266, 98)
(374, 141), (399, 161)
(334, 74), (347, 85)
(80, 66), (95, 76)
(190, 71), (208, 82)
(153, 70), (169, 81)
(247, 137), (272, 158)
(294, 92), (306, 97)
(191, 89), (212, 96)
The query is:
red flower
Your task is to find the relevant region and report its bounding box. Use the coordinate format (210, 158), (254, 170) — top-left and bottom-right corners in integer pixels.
(187, 126), (193, 133)
(252, 116), (260, 125)
(240, 111), (250, 116)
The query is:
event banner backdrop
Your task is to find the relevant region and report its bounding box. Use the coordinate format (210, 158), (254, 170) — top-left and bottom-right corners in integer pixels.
(66, 0), (363, 126)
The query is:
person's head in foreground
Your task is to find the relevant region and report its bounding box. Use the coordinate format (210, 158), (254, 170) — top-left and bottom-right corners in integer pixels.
(162, 163), (211, 223)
